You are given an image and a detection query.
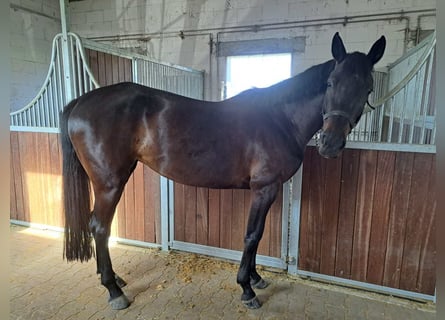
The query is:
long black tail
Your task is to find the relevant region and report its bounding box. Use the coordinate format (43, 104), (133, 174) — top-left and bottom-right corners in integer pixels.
(60, 99), (94, 262)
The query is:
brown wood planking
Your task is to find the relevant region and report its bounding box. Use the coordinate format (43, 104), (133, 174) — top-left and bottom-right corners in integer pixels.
(309, 147), (325, 273)
(302, 147), (324, 272)
(174, 183), (186, 241)
(124, 57), (132, 81)
(49, 132), (64, 228)
(97, 52), (106, 86)
(351, 150), (377, 282)
(219, 189), (233, 250)
(105, 53), (113, 86)
(400, 153), (434, 292)
(366, 151), (396, 285)
(416, 155), (436, 294)
(116, 185), (127, 238)
(118, 56), (127, 82)
(334, 148), (360, 279)
(143, 166), (159, 244)
(231, 190), (245, 251)
(87, 49), (99, 84)
(124, 170), (136, 240)
(268, 187), (282, 258)
(382, 152), (414, 289)
(319, 154), (342, 275)
(208, 189), (221, 247)
(184, 185), (197, 243)
(196, 187), (209, 245)
(18, 132), (36, 223)
(298, 147), (313, 271)
(111, 55), (120, 84)
(36, 133), (51, 226)
(10, 140), (17, 219)
(10, 132), (25, 220)
(133, 163), (146, 241)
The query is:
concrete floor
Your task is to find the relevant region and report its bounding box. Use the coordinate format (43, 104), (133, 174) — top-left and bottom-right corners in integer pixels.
(10, 224), (436, 319)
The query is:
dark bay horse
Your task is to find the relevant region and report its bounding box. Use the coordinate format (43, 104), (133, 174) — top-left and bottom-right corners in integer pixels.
(60, 33), (385, 310)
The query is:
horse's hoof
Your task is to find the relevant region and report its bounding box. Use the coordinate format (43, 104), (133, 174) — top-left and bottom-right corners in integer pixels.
(115, 275), (127, 288)
(109, 294), (130, 310)
(251, 278), (269, 289)
(242, 296), (262, 309)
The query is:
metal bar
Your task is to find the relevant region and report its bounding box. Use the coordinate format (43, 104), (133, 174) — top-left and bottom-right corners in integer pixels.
(10, 126), (60, 133)
(287, 167), (304, 275)
(409, 73), (421, 143)
(296, 270), (435, 302)
(420, 49), (434, 144)
(280, 181), (291, 264)
(10, 219), (161, 249)
(168, 179), (175, 247)
(76, 40), (83, 96)
(387, 96), (395, 142)
(398, 86), (409, 143)
(109, 237), (162, 250)
(48, 77), (55, 127)
(307, 139), (436, 153)
(55, 40), (65, 108)
(43, 90), (49, 127)
(132, 58), (138, 84)
(35, 98), (41, 127)
(171, 241), (287, 270)
(69, 36), (77, 98)
(160, 176), (170, 251)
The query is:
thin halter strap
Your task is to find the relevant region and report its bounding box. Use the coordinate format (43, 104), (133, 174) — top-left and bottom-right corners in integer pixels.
(322, 110), (356, 129)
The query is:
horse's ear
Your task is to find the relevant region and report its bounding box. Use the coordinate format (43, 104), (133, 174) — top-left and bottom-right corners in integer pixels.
(332, 32), (347, 62)
(367, 36), (386, 65)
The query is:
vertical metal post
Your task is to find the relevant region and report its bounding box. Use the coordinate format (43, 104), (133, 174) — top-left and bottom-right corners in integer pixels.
(287, 166), (304, 275)
(160, 176), (170, 251)
(59, 0), (73, 103)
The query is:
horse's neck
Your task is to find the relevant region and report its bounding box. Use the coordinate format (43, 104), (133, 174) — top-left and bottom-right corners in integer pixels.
(283, 94), (324, 148)
(280, 60), (335, 148)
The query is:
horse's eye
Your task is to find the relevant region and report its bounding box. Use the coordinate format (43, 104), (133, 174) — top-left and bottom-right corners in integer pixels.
(327, 81), (333, 88)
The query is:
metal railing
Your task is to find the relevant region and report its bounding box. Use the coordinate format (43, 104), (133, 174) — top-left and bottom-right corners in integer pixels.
(10, 33), (205, 131)
(348, 31), (436, 147)
(133, 58), (204, 100)
(10, 33), (99, 131)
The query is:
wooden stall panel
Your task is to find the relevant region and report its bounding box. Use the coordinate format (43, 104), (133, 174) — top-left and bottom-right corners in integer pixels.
(173, 183), (283, 258)
(10, 132), (63, 228)
(114, 163), (161, 244)
(11, 49), (162, 245)
(298, 147), (436, 295)
(85, 48), (162, 244)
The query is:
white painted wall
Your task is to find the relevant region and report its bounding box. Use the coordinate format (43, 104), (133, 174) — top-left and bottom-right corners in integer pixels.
(68, 0), (436, 99)
(10, 0), (61, 112)
(9, 0), (436, 108)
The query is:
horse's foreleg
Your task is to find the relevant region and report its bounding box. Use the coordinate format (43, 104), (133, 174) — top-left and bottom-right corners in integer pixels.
(90, 185), (130, 310)
(237, 182), (279, 309)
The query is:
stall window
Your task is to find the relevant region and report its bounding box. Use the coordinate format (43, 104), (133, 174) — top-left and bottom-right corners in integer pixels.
(225, 53), (292, 98)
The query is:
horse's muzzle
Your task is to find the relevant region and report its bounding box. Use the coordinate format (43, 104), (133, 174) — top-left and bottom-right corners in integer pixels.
(317, 131), (346, 159)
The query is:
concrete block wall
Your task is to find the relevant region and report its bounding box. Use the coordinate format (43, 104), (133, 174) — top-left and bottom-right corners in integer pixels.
(68, 0), (436, 99)
(10, 0), (61, 112)
(9, 0), (436, 107)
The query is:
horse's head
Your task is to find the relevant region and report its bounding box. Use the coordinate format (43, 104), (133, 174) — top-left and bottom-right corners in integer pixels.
(318, 32), (386, 158)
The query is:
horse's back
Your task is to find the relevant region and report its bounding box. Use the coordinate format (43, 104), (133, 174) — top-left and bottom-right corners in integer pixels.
(66, 82), (301, 189)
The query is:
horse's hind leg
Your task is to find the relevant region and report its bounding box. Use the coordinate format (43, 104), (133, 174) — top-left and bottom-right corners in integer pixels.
(89, 174), (133, 310)
(237, 182), (279, 309)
